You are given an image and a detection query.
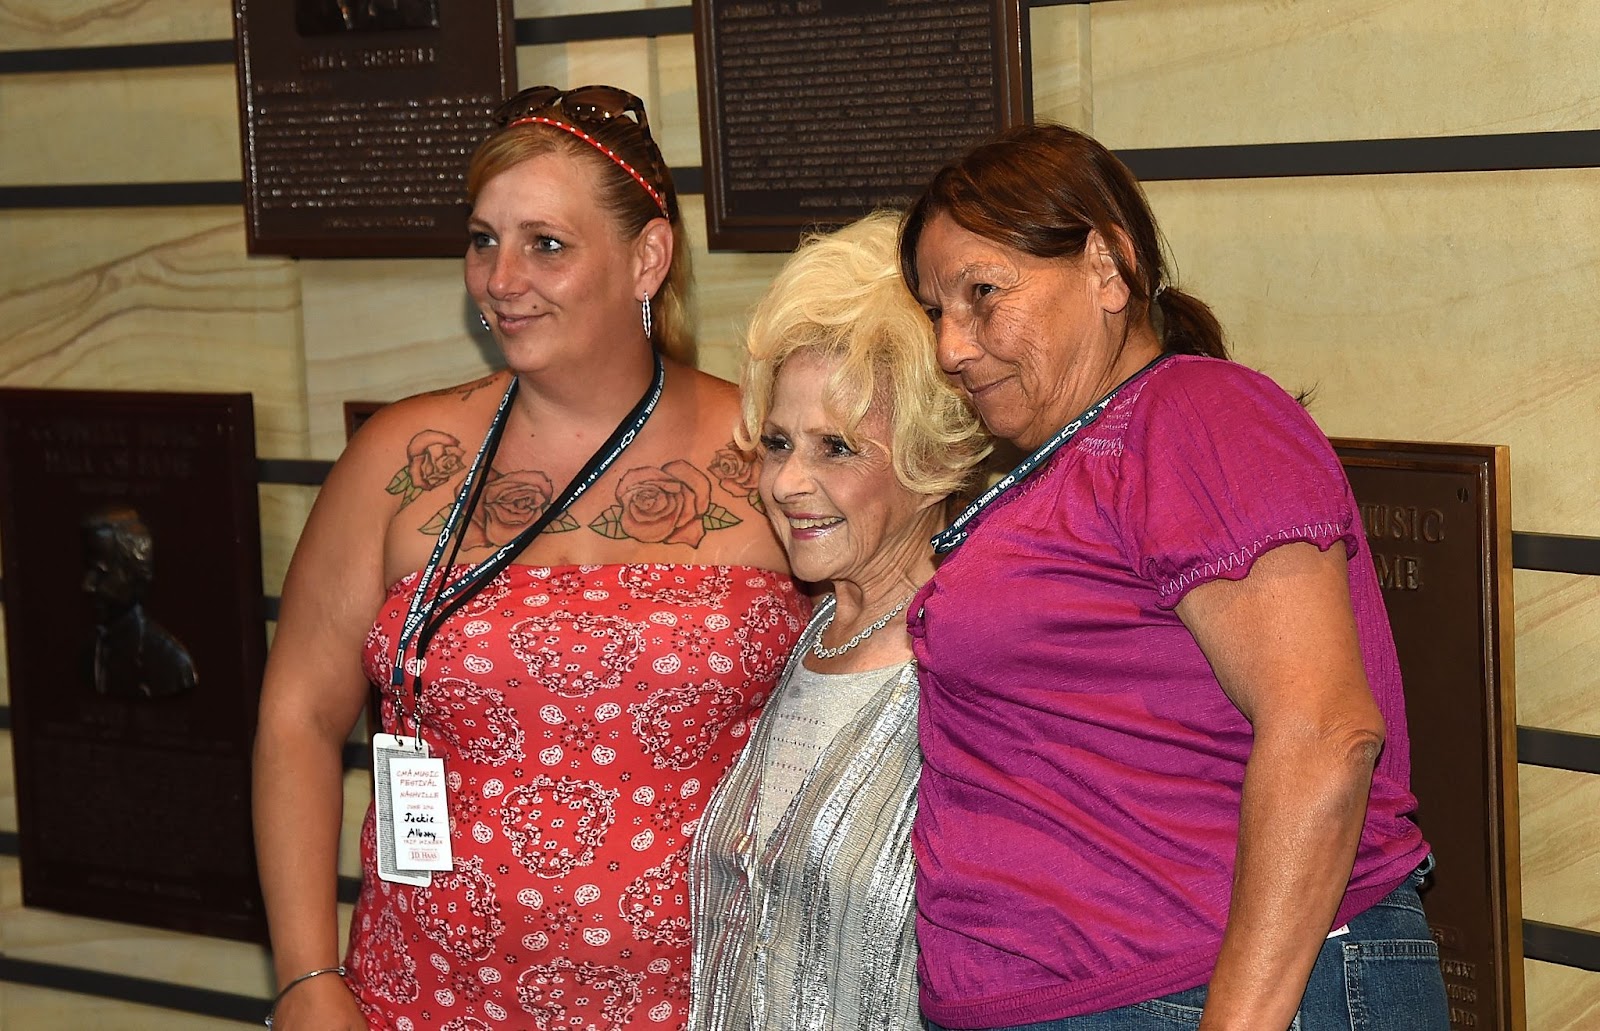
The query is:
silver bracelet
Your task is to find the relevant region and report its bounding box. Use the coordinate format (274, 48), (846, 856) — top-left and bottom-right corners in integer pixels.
(264, 964), (348, 1028)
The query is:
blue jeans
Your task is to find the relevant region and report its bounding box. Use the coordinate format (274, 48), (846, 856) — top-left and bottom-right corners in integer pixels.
(926, 861), (1449, 1031)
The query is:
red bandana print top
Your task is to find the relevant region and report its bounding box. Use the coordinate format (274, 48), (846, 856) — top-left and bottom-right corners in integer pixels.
(347, 563), (806, 1031)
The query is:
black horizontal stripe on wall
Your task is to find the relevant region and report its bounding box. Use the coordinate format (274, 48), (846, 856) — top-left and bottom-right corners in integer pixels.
(338, 874), (361, 905)
(1514, 531), (1600, 577)
(515, 7), (691, 44)
(1524, 920), (1600, 973)
(0, 174), (700, 214)
(0, 39), (234, 74)
(258, 458), (334, 486)
(0, 181), (241, 208)
(1121, 129), (1600, 181)
(344, 740), (371, 771)
(0, 956), (266, 1024)
(0, 0), (1099, 73)
(5, 130), (1600, 213)
(1518, 727), (1600, 777)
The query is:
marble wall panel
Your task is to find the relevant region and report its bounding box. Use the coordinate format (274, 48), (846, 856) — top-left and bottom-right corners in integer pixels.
(0, 0), (232, 51)
(1091, 0), (1600, 149)
(0, 857), (272, 994)
(1525, 960), (1600, 1031)
(0, 67), (241, 186)
(0, 731), (14, 829)
(652, 32), (702, 173)
(1514, 571), (1600, 736)
(1518, 765), (1600, 932)
(0, 209), (305, 458)
(298, 257), (494, 460)
(259, 484), (318, 599)
(1142, 170), (1600, 539)
(0, 986), (246, 1031)
(678, 195), (790, 384)
(1029, 3), (1091, 130)
(1143, 171), (1600, 767)
(340, 768), (370, 881)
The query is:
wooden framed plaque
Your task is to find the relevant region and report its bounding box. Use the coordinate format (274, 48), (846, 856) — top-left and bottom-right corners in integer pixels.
(234, 0), (516, 257)
(1334, 439), (1524, 1031)
(694, 0), (1029, 251)
(0, 389), (269, 942)
(343, 399), (388, 441)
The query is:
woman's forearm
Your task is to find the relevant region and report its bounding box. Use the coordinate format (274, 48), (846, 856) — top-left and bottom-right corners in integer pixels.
(253, 709), (352, 986)
(1199, 725), (1381, 1031)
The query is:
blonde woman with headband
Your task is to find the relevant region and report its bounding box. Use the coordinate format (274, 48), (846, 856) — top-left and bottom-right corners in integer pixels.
(254, 85), (803, 1030)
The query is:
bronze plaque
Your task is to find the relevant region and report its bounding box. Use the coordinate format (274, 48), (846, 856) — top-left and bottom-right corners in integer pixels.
(343, 399), (387, 441)
(1334, 439), (1523, 1031)
(694, 0), (1028, 251)
(0, 389), (268, 942)
(234, 0), (516, 257)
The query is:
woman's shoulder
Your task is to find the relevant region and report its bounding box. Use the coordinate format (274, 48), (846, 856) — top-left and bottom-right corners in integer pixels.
(1139, 355), (1302, 410)
(358, 371), (510, 441)
(1117, 355), (1317, 444)
(337, 372), (508, 475)
(668, 361), (742, 422)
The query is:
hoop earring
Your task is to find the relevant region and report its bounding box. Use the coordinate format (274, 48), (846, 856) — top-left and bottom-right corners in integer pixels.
(479, 313), (491, 332)
(641, 294), (653, 342)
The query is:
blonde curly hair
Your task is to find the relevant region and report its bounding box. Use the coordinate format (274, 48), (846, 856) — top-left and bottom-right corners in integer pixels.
(738, 211), (991, 500)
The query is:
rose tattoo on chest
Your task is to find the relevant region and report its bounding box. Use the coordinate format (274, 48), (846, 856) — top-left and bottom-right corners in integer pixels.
(397, 435), (764, 550)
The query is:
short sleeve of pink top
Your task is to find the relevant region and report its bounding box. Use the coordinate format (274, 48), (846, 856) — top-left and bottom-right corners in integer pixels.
(908, 356), (1428, 1028)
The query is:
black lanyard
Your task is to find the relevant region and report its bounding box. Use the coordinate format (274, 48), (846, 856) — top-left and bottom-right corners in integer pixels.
(390, 353), (665, 733)
(931, 353), (1172, 555)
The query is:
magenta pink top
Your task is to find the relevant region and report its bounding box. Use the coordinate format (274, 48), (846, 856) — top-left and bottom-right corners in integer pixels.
(909, 356), (1427, 1027)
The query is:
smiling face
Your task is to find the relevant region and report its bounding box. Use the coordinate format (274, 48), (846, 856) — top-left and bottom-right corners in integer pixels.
(756, 351), (941, 595)
(464, 149), (662, 375)
(913, 213), (1138, 450)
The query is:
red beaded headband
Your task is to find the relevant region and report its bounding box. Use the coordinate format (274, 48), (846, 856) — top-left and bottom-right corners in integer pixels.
(506, 115), (671, 220)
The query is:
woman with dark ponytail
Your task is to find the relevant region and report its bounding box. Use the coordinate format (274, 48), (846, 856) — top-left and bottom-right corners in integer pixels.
(898, 123), (1448, 1031)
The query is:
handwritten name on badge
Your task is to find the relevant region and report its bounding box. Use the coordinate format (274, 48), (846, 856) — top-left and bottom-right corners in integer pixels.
(389, 756), (453, 870)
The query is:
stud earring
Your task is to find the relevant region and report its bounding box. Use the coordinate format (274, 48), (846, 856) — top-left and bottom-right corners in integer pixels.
(641, 294), (653, 341)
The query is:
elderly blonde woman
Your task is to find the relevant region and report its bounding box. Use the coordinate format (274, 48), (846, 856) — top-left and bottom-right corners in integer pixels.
(688, 211), (990, 1030)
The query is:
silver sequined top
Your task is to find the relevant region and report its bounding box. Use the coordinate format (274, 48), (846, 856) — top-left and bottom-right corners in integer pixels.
(688, 595), (921, 1031)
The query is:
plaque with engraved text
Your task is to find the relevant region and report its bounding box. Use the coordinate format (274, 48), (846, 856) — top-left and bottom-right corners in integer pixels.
(0, 390), (268, 941)
(695, 0), (1028, 251)
(1334, 440), (1524, 1031)
(234, 0), (515, 257)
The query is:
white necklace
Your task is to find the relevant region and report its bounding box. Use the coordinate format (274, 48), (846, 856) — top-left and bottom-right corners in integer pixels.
(810, 596), (910, 659)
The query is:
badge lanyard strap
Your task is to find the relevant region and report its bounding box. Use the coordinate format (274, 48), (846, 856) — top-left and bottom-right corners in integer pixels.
(390, 352), (666, 738)
(390, 378), (522, 691)
(931, 353), (1173, 556)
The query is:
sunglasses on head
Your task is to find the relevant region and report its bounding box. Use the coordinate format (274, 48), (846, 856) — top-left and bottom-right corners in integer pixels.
(493, 84), (653, 137)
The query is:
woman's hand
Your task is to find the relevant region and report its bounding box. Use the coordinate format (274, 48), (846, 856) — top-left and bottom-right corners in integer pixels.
(1176, 540), (1385, 1031)
(269, 972), (369, 1030)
